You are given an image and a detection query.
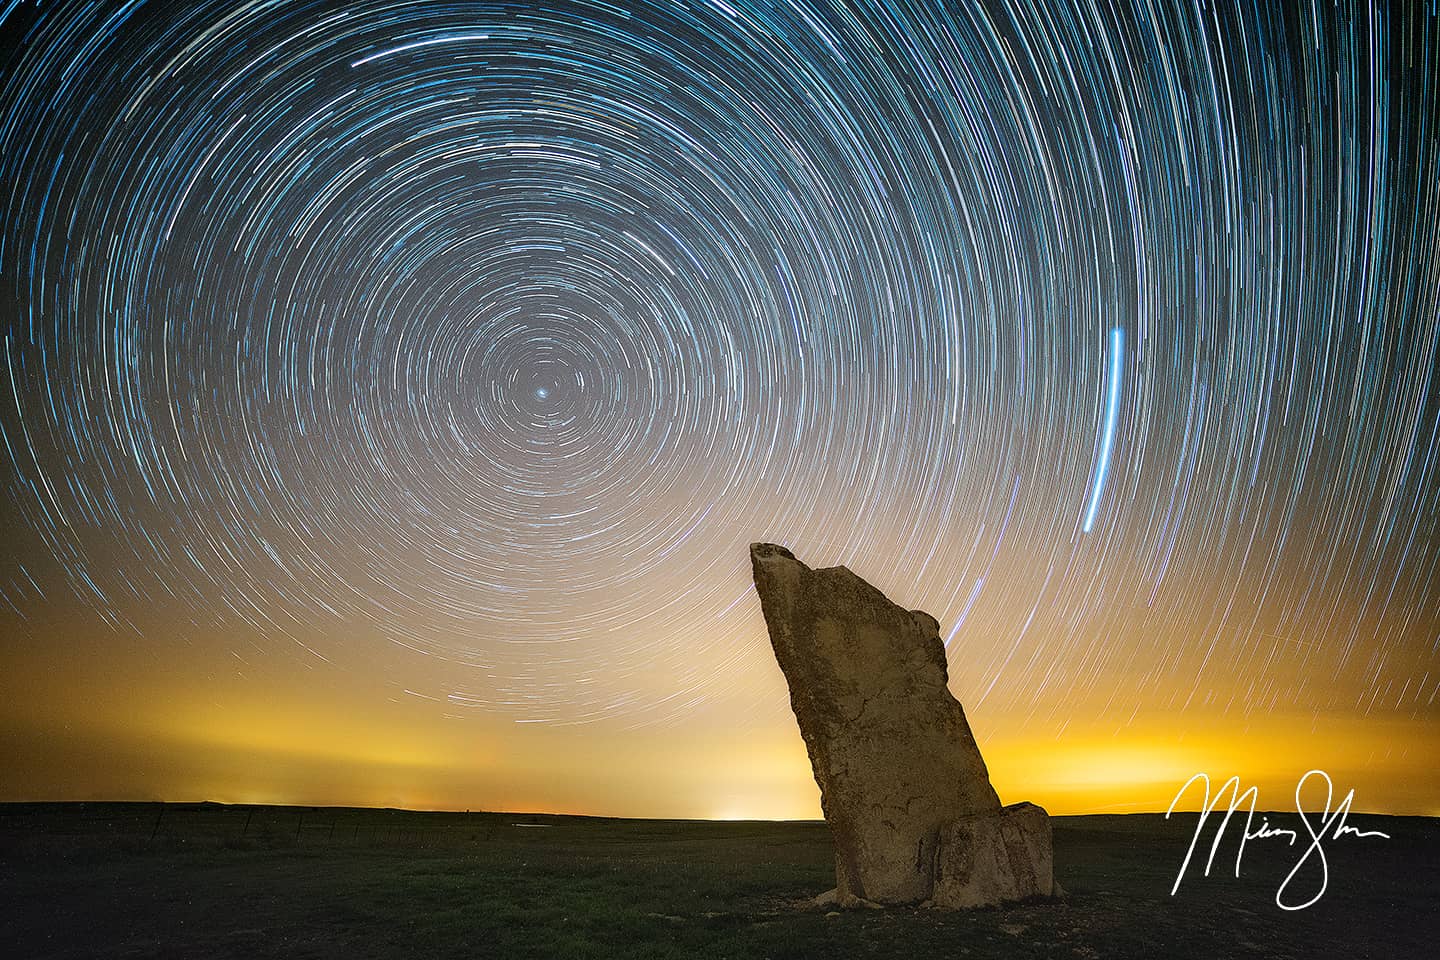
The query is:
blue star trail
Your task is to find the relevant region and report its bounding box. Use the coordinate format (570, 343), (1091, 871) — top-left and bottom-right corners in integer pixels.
(1083, 327), (1124, 534)
(0, 0), (1437, 740)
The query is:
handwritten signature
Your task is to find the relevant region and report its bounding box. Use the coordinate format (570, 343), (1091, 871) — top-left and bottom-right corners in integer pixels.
(1165, 769), (1390, 910)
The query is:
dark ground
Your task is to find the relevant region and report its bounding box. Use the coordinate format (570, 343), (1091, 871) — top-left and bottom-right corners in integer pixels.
(1, 802), (1435, 959)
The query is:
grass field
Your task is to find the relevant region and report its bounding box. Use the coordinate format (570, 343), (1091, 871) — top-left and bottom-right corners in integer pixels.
(1, 802), (1435, 958)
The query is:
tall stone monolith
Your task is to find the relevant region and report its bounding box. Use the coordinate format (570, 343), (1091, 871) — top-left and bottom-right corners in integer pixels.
(750, 542), (1056, 908)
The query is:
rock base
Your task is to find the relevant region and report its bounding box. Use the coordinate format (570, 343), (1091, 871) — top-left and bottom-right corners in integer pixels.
(930, 802), (1055, 908)
(813, 888), (882, 910)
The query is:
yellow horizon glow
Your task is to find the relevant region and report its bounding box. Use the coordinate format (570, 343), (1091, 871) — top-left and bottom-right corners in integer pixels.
(5, 682), (1434, 819)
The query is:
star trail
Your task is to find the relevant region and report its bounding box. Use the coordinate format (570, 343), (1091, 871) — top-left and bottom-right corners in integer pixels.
(1, 0), (1437, 817)
(1082, 326), (1124, 534)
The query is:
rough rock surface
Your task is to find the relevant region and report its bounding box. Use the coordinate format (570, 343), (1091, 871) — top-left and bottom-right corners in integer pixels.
(749, 542), (1055, 908)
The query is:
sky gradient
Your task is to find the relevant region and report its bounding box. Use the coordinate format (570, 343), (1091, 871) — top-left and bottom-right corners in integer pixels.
(2, 0), (1438, 819)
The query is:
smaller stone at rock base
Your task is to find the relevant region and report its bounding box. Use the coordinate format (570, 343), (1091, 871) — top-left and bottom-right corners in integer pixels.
(813, 888), (881, 910)
(930, 802), (1055, 909)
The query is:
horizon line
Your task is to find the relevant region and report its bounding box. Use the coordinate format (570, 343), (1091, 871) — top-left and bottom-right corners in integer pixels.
(2, 798), (1432, 821)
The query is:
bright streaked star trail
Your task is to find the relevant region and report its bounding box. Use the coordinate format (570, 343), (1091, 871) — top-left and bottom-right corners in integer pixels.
(1, 0), (1437, 817)
(1083, 327), (1124, 534)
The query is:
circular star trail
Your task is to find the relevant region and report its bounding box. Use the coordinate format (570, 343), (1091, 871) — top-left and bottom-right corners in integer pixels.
(1, 0), (1437, 730)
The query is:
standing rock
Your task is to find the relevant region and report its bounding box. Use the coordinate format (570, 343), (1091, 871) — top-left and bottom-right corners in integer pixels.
(749, 542), (1056, 908)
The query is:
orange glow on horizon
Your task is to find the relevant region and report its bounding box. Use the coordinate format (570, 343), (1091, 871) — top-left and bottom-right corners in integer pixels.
(5, 671), (1434, 819)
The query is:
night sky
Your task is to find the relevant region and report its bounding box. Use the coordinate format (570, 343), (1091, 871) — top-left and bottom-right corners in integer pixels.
(2, 0), (1437, 818)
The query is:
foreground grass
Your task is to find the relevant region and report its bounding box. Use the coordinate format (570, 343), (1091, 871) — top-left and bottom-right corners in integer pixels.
(1, 803), (1435, 958)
